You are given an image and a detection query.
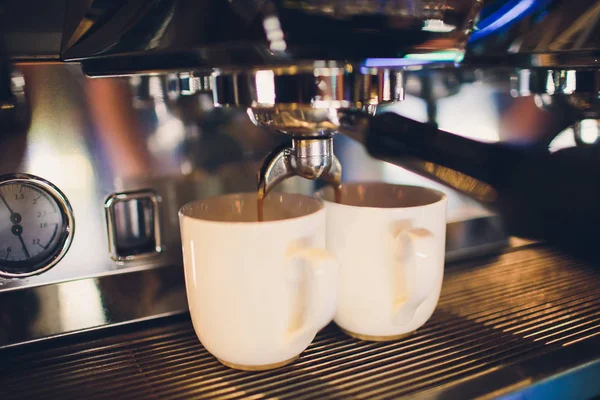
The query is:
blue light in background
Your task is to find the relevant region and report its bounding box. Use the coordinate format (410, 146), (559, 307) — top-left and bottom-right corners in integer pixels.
(469, 0), (548, 43)
(364, 0), (551, 67)
(362, 58), (435, 68)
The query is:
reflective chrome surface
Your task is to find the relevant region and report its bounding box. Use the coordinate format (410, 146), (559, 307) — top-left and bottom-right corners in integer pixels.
(3, 0), (482, 71)
(465, 0), (600, 69)
(0, 64), (306, 292)
(104, 189), (163, 263)
(212, 64), (404, 201)
(214, 65), (405, 137)
(5, 1), (599, 72)
(258, 138), (342, 198)
(0, 265), (187, 348)
(0, 63), (524, 348)
(511, 69), (600, 118)
(8, 246), (600, 400)
(0, 2), (599, 396)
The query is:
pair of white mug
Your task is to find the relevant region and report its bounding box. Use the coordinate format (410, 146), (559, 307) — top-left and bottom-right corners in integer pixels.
(179, 182), (447, 371)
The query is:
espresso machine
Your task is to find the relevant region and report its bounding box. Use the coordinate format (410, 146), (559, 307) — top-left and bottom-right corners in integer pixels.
(1, 1), (600, 399)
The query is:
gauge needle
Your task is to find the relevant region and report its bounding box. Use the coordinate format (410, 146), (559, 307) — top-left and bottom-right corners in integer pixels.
(0, 191), (14, 215)
(17, 234), (30, 259)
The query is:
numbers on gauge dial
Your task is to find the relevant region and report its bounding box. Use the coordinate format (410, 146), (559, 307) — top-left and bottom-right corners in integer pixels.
(0, 183), (63, 263)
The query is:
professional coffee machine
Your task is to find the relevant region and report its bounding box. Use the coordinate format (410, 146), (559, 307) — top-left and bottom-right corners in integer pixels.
(5, 0), (593, 249)
(1, 1), (600, 398)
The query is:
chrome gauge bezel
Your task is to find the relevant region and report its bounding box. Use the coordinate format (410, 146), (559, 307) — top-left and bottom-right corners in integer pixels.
(0, 173), (75, 278)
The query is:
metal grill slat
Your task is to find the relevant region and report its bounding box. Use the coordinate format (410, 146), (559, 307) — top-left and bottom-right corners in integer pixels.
(3, 247), (600, 400)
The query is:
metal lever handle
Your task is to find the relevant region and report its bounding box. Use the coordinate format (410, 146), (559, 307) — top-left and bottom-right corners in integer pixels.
(353, 111), (600, 259)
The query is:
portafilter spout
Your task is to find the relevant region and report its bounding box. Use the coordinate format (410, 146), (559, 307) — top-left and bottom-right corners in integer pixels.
(210, 63), (405, 198)
(257, 137), (342, 200)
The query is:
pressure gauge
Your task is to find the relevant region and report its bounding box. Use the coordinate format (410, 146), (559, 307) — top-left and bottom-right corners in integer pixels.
(0, 174), (74, 278)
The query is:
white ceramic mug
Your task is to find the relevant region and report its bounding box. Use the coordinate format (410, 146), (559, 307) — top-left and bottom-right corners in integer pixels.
(317, 182), (447, 341)
(179, 192), (338, 370)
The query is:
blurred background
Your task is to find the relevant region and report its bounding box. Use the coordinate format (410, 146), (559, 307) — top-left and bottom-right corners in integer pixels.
(2, 63), (580, 289)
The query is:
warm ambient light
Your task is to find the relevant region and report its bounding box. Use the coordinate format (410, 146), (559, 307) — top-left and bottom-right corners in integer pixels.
(422, 19), (456, 33)
(255, 70), (276, 105)
(405, 50), (465, 63)
(579, 119), (600, 144)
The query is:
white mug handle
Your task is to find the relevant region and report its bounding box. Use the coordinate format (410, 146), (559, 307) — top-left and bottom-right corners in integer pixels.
(284, 248), (338, 347)
(393, 227), (436, 326)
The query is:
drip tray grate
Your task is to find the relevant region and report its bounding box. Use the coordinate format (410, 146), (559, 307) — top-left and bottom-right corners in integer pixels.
(3, 247), (600, 399)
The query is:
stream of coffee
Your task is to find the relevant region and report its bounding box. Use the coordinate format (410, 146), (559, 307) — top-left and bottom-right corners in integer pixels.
(257, 192), (265, 222)
(257, 182), (342, 222)
(334, 185), (342, 204)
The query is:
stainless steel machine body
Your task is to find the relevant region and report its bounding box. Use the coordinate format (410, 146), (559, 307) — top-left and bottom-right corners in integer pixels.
(1, 0), (600, 398)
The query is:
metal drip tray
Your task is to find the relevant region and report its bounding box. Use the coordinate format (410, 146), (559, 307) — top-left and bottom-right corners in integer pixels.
(3, 246), (600, 399)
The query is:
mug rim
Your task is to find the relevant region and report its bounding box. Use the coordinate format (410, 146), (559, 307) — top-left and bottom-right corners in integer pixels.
(315, 181), (447, 210)
(178, 191), (325, 226)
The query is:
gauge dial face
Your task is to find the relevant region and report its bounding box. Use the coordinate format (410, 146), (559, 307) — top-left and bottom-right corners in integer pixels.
(0, 175), (74, 277)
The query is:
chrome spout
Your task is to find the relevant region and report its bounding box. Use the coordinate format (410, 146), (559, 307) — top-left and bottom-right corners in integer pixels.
(257, 137), (341, 198)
